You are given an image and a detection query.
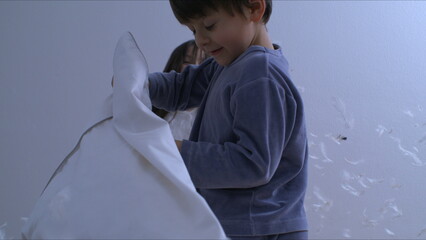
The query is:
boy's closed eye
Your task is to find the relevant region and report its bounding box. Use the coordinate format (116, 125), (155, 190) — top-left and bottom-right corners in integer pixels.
(187, 22), (216, 35)
(205, 23), (216, 31)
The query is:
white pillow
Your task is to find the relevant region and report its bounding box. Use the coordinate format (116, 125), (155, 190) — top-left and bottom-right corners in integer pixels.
(21, 32), (227, 239)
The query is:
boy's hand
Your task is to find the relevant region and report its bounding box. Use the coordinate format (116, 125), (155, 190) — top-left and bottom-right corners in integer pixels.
(175, 140), (182, 152)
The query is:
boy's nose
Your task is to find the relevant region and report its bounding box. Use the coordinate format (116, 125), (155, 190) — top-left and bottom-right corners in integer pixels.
(195, 32), (209, 48)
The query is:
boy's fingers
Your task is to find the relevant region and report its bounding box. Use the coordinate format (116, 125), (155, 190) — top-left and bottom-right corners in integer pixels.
(175, 140), (182, 151)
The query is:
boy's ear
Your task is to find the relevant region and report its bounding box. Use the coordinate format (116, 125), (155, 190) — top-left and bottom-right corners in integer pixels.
(248, 0), (266, 23)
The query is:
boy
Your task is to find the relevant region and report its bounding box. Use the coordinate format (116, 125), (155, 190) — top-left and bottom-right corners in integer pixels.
(148, 0), (308, 239)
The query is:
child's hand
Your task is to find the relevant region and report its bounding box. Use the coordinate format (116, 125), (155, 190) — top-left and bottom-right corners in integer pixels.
(175, 140), (182, 152)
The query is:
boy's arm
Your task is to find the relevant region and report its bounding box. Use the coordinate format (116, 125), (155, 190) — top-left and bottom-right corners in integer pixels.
(180, 78), (303, 189)
(149, 58), (216, 112)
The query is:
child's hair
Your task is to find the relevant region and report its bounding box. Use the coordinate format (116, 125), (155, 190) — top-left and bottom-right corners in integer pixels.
(169, 0), (272, 24)
(152, 39), (207, 119)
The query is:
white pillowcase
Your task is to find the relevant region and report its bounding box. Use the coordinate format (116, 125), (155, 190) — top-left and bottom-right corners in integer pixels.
(21, 32), (227, 239)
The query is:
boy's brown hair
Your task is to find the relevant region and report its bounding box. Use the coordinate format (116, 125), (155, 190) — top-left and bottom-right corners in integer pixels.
(169, 0), (272, 24)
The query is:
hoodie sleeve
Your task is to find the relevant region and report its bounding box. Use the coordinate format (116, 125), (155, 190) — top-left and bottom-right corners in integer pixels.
(148, 58), (217, 112)
(180, 77), (296, 189)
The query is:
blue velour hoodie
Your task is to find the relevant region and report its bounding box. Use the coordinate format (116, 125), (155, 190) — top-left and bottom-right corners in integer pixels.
(149, 45), (308, 236)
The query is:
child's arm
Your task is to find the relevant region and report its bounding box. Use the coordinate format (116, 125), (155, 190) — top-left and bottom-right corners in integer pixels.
(149, 58), (217, 112)
(180, 77), (302, 189)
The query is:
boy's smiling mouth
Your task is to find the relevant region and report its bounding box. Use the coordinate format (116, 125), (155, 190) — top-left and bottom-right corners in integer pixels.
(209, 47), (223, 56)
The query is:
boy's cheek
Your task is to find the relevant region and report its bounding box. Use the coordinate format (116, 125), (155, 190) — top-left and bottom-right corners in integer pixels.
(217, 32), (238, 45)
(221, 26), (250, 44)
(218, 23), (240, 41)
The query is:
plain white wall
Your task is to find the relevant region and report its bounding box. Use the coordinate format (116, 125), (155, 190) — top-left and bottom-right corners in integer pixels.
(1, 1), (425, 239)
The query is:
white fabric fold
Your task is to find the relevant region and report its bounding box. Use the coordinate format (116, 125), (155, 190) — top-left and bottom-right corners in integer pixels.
(21, 32), (226, 239)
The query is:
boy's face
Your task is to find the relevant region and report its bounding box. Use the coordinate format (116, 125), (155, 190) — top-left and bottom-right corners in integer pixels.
(184, 7), (256, 66)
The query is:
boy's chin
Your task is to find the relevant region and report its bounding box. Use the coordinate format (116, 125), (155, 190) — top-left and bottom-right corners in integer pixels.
(214, 57), (234, 66)
(216, 61), (228, 66)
